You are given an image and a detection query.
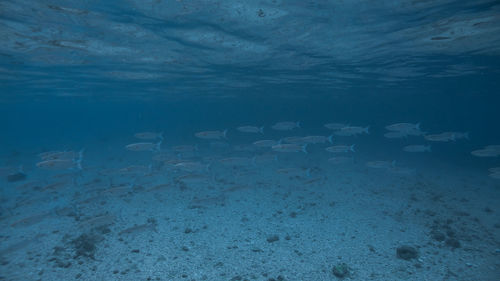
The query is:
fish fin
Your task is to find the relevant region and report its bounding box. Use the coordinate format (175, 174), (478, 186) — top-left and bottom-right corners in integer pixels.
(305, 168), (311, 178)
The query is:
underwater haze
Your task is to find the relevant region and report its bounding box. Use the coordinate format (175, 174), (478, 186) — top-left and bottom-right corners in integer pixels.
(1, 0), (500, 280)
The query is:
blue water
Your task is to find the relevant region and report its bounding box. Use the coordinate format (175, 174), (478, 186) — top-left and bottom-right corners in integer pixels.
(1, 1), (500, 280)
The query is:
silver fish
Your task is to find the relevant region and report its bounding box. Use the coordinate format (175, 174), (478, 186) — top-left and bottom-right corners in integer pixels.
(195, 130), (227, 139)
(301, 135), (333, 144)
(271, 121), (300, 131)
(335, 126), (369, 136)
(253, 140), (279, 147)
(385, 123), (420, 132)
(324, 123), (347, 130)
(134, 132), (163, 140)
(403, 145), (431, 152)
(272, 144), (307, 153)
(237, 126), (264, 134)
(325, 145), (355, 153)
(125, 141), (161, 151)
(365, 160), (395, 169)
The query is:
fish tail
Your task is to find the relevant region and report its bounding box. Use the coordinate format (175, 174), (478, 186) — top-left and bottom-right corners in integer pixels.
(205, 163), (211, 172)
(156, 139), (162, 151)
(194, 144), (199, 151)
(296, 121), (301, 128)
(158, 132), (164, 141)
(427, 145), (432, 152)
(302, 144), (308, 154)
(76, 149), (84, 170)
(223, 129), (228, 139)
(391, 160), (396, 167)
(364, 126), (370, 134)
(328, 135), (333, 143)
(464, 132), (470, 140)
(350, 144), (356, 152)
(416, 122), (421, 131)
(251, 156), (257, 166)
(259, 126), (264, 134)
(305, 168), (311, 178)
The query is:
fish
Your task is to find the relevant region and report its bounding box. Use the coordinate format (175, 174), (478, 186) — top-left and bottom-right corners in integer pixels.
(134, 132), (163, 140)
(36, 149), (84, 170)
(119, 165), (152, 174)
(271, 121), (300, 131)
(325, 145), (355, 153)
(118, 223), (157, 236)
(252, 154), (278, 164)
(324, 123), (347, 130)
(388, 167), (416, 175)
(7, 172), (26, 182)
(79, 214), (116, 230)
(175, 174), (211, 184)
(365, 160), (395, 169)
(385, 123), (420, 132)
(488, 167), (500, 173)
(218, 157), (253, 166)
(10, 211), (53, 227)
(195, 130), (227, 140)
(485, 145), (500, 151)
(172, 145), (197, 153)
(403, 145), (431, 152)
(282, 136), (308, 144)
(424, 132), (456, 142)
(301, 135), (333, 144)
(125, 141), (161, 151)
(39, 150), (80, 160)
(327, 156), (353, 164)
(276, 167), (310, 176)
(0, 166), (22, 176)
(334, 126), (369, 136)
(450, 132), (469, 140)
(489, 172), (500, 179)
(271, 144), (307, 153)
(384, 131), (408, 139)
(471, 149), (500, 157)
(253, 140), (279, 147)
(237, 126), (264, 134)
(174, 161), (209, 172)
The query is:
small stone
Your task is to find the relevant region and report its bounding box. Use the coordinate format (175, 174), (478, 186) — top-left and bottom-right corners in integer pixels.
(445, 238), (461, 249)
(396, 245), (419, 260)
(430, 231), (446, 242)
(266, 235), (279, 243)
(332, 263), (350, 278)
